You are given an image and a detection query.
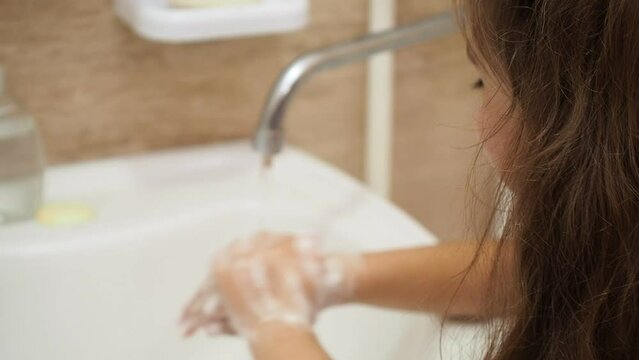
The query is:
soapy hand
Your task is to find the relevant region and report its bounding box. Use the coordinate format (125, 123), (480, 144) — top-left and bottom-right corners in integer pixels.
(181, 233), (359, 340)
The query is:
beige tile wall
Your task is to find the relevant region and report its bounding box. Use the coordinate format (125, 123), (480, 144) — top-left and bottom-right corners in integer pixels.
(0, 0), (368, 176)
(393, 1), (484, 240)
(0, 0), (485, 240)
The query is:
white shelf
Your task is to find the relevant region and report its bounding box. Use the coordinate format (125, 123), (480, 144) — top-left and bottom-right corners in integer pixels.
(115, 0), (309, 43)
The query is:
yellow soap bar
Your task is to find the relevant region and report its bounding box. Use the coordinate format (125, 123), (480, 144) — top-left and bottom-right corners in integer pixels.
(168, 0), (261, 8)
(37, 203), (95, 227)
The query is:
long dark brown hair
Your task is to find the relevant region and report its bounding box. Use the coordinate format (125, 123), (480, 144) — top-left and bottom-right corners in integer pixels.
(455, 0), (639, 358)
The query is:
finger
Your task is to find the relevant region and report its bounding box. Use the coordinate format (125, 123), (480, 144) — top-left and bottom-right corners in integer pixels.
(220, 318), (237, 335)
(243, 259), (278, 315)
(204, 316), (237, 337)
(183, 309), (228, 338)
(209, 302), (239, 335)
(230, 232), (283, 254)
(292, 235), (319, 255)
(247, 232), (295, 252)
(183, 317), (207, 337)
(267, 261), (310, 316)
(205, 322), (224, 337)
(230, 237), (254, 255)
(181, 282), (218, 323)
(283, 266), (312, 316)
(204, 304), (231, 328)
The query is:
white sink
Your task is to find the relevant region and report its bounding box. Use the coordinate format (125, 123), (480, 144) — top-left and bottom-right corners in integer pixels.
(0, 142), (484, 359)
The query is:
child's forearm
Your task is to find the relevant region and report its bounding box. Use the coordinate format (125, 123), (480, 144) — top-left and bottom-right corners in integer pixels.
(349, 241), (516, 317)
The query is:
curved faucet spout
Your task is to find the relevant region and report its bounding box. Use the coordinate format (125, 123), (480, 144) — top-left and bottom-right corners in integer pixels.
(253, 12), (457, 165)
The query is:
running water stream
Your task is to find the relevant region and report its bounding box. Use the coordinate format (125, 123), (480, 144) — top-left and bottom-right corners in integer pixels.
(256, 157), (274, 231)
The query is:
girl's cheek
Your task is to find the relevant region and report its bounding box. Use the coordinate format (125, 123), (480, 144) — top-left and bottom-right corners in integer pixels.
(475, 107), (500, 167)
(475, 93), (514, 170)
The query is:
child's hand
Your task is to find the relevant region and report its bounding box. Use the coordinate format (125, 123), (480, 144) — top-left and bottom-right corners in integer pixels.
(181, 233), (359, 340)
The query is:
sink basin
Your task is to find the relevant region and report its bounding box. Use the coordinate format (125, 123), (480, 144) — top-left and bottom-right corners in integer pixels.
(0, 141), (484, 359)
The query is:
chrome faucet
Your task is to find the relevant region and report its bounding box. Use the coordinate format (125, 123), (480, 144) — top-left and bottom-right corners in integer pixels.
(252, 12), (457, 166)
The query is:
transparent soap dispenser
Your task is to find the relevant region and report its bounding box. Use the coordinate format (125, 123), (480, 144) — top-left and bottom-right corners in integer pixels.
(0, 66), (45, 224)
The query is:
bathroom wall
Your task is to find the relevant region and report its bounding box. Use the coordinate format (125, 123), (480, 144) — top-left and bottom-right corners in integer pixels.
(392, 1), (488, 240)
(0, 0), (368, 176)
(0, 0), (486, 241)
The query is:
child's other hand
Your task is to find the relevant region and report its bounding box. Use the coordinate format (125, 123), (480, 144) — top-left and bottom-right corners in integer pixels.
(181, 232), (359, 340)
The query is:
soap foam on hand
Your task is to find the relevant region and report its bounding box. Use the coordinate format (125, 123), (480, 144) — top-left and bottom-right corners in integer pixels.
(168, 0), (261, 8)
(180, 233), (362, 339)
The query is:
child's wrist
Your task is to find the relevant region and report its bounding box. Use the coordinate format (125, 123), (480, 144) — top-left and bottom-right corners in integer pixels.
(340, 253), (371, 305)
(319, 253), (365, 307)
(249, 320), (315, 347)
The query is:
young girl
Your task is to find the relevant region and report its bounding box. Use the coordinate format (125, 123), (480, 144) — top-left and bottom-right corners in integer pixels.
(182, 0), (639, 358)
